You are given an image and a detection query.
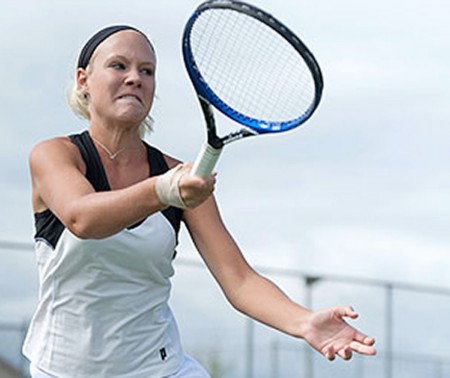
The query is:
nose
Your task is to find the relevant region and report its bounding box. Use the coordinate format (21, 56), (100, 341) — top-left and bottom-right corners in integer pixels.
(124, 68), (142, 87)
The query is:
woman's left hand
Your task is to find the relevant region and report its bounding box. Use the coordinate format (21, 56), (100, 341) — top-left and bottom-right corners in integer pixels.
(302, 306), (376, 360)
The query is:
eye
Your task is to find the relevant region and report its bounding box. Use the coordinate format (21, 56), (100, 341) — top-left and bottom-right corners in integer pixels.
(111, 62), (126, 71)
(141, 67), (155, 76)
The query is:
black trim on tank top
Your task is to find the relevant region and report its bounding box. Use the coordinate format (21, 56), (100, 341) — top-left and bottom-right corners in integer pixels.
(33, 131), (183, 248)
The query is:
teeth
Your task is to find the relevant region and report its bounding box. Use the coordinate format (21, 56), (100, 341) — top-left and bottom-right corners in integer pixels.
(120, 95), (139, 101)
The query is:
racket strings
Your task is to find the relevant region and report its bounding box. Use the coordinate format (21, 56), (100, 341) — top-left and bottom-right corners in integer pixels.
(189, 9), (316, 124)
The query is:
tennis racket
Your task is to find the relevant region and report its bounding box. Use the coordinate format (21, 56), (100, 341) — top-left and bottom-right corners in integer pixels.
(183, 0), (324, 177)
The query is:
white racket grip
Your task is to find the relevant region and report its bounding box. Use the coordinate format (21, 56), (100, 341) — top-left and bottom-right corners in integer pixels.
(191, 143), (222, 177)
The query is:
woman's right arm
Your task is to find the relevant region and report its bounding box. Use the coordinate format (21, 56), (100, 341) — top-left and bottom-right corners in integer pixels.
(30, 137), (168, 239)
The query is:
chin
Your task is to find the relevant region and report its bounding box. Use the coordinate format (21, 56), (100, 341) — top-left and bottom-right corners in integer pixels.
(117, 111), (146, 126)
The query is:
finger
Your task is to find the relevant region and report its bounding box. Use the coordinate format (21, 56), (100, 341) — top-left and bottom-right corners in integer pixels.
(353, 333), (376, 346)
(207, 174), (217, 186)
(324, 347), (336, 361)
(336, 306), (358, 319)
(350, 341), (377, 356)
(337, 346), (353, 360)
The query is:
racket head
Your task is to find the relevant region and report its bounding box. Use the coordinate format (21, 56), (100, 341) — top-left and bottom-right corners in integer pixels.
(182, 0), (324, 135)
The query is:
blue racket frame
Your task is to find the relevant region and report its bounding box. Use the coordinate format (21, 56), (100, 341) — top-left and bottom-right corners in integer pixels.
(182, 0), (324, 135)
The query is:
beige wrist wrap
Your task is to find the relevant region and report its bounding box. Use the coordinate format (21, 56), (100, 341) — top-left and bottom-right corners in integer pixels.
(155, 165), (187, 209)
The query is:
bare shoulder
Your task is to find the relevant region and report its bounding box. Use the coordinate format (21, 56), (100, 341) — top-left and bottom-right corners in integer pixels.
(29, 136), (84, 172)
(29, 136), (84, 213)
(30, 136), (73, 156)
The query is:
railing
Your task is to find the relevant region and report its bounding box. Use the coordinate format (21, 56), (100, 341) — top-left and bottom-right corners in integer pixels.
(1, 240), (450, 378)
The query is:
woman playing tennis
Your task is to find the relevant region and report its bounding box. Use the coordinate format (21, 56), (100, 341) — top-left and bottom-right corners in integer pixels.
(22, 25), (376, 378)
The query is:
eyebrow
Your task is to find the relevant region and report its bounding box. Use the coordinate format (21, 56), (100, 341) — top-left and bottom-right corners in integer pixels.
(106, 54), (156, 66)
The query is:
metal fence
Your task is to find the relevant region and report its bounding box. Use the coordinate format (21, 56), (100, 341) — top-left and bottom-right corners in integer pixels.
(1, 240), (450, 378)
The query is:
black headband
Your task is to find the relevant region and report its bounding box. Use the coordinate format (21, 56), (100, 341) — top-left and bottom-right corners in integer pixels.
(77, 25), (145, 69)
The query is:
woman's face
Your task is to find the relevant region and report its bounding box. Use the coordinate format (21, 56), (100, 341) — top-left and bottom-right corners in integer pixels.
(80, 30), (156, 128)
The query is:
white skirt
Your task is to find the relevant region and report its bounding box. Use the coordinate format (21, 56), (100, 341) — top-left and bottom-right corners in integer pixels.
(166, 354), (210, 378)
(30, 354), (211, 378)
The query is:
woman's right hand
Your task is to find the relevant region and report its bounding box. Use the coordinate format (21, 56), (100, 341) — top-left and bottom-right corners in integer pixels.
(155, 163), (216, 209)
(180, 163), (217, 208)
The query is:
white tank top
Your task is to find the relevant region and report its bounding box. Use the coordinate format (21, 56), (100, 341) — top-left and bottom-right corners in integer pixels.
(23, 132), (185, 377)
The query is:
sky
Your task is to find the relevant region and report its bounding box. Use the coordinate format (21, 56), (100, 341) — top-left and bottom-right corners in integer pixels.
(1, 0), (450, 375)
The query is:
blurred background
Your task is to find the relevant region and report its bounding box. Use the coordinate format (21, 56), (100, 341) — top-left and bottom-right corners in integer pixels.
(1, 0), (449, 377)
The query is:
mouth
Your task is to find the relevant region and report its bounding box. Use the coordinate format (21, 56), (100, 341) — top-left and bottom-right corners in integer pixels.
(118, 94), (142, 104)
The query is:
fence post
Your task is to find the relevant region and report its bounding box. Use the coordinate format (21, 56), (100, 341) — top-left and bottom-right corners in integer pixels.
(303, 276), (321, 378)
(245, 318), (254, 378)
(20, 320), (29, 378)
(385, 284), (393, 378)
(270, 339), (279, 378)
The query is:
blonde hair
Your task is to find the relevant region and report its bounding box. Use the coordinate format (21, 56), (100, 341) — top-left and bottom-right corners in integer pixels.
(67, 64), (154, 137)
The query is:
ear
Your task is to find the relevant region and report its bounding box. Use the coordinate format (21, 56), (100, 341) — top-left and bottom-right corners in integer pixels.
(76, 68), (89, 95)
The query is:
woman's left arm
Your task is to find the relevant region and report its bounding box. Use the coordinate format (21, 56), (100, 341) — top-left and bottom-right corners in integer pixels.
(183, 196), (376, 361)
(184, 195), (310, 334)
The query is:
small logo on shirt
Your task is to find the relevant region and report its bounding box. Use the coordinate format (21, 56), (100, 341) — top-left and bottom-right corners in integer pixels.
(160, 347), (167, 361)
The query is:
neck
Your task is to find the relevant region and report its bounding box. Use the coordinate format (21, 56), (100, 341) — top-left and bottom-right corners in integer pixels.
(90, 135), (128, 160)
(88, 125), (143, 162)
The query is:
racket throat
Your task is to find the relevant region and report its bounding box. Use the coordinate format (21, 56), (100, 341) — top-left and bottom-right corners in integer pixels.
(222, 128), (257, 145)
(208, 130), (224, 149)
(199, 97), (224, 149)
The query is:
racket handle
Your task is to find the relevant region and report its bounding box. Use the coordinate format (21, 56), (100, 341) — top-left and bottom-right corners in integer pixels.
(191, 143), (222, 177)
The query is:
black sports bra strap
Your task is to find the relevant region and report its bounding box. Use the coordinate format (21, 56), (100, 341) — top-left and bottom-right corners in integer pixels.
(69, 131), (111, 192)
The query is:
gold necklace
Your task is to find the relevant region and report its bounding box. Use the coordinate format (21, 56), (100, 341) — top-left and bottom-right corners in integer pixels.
(91, 135), (138, 160)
